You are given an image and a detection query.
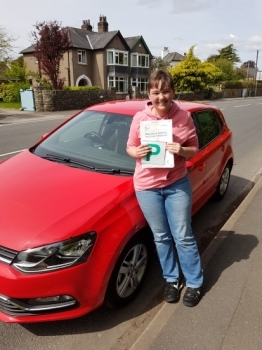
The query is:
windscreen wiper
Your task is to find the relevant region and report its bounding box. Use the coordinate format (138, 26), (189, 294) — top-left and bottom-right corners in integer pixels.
(94, 168), (133, 175)
(43, 154), (95, 169)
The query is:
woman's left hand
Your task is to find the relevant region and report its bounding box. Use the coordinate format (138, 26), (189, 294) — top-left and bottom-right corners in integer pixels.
(166, 142), (182, 155)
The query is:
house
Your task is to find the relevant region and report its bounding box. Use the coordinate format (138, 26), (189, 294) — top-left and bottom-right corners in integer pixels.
(162, 47), (185, 67)
(20, 16), (153, 95)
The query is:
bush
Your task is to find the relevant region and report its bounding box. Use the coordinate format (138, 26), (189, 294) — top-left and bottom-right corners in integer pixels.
(222, 81), (243, 89)
(0, 82), (31, 102)
(62, 85), (102, 91)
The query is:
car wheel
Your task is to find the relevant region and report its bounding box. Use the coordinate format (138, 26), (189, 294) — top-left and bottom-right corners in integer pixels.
(105, 232), (152, 309)
(213, 163), (231, 201)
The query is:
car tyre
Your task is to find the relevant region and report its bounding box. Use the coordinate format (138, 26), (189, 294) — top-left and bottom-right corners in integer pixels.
(213, 163), (231, 201)
(105, 232), (152, 309)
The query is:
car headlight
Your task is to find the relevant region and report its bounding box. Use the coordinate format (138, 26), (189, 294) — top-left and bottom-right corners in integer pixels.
(12, 232), (97, 273)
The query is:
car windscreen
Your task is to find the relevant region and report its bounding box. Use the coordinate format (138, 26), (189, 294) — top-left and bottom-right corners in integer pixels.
(31, 110), (135, 173)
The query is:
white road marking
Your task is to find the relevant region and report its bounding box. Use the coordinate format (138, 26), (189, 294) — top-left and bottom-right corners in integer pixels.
(0, 149), (26, 157)
(0, 115), (67, 126)
(234, 104), (251, 108)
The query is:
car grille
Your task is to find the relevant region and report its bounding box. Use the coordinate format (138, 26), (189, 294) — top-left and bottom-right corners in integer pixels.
(0, 246), (17, 265)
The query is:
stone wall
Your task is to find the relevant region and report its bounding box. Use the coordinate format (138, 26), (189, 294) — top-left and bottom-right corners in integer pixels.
(33, 87), (119, 112)
(33, 86), (262, 112)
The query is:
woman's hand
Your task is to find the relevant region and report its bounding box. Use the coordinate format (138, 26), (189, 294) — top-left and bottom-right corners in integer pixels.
(166, 142), (195, 159)
(166, 142), (182, 155)
(136, 144), (152, 158)
(126, 144), (152, 159)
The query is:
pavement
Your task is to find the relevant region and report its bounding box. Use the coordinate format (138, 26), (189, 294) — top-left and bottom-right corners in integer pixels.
(0, 108), (80, 123)
(1, 107), (262, 349)
(130, 173), (262, 350)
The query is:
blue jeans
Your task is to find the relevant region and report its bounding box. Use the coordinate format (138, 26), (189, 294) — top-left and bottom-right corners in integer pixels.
(136, 175), (203, 288)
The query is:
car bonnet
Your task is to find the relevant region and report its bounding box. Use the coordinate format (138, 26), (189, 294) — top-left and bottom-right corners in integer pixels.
(0, 151), (133, 251)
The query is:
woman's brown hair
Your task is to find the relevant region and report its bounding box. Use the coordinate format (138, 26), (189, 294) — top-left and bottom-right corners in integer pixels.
(147, 69), (174, 93)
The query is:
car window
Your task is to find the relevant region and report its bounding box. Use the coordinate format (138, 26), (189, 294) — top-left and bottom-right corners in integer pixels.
(59, 113), (105, 142)
(32, 111), (135, 173)
(193, 110), (223, 149)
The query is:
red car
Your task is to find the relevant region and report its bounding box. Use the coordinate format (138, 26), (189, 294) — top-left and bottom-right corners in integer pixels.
(0, 100), (233, 323)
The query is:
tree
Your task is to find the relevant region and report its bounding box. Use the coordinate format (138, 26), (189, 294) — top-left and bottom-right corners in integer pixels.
(211, 58), (235, 81)
(207, 44), (240, 64)
(5, 56), (28, 83)
(31, 21), (70, 90)
(0, 26), (15, 61)
(219, 44), (240, 63)
(241, 60), (256, 68)
(150, 56), (170, 72)
(169, 46), (222, 92)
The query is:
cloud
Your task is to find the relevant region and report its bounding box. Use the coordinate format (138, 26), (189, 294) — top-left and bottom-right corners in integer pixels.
(137, 0), (216, 12)
(170, 0), (216, 13)
(136, 0), (160, 8)
(249, 35), (262, 44)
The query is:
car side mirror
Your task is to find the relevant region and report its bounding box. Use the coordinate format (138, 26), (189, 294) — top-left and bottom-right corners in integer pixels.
(41, 133), (49, 140)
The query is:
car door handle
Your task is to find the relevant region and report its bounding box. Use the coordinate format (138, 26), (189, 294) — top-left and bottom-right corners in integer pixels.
(186, 162), (205, 172)
(198, 163), (205, 171)
(221, 144), (225, 152)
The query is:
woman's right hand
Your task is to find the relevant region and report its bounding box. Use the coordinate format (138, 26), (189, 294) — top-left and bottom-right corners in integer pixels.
(136, 144), (152, 158)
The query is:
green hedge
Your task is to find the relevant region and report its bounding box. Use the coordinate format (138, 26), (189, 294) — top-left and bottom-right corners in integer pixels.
(222, 81), (262, 89)
(62, 85), (102, 91)
(0, 82), (31, 102)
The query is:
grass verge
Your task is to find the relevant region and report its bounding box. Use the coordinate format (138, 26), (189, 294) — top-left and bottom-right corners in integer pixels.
(0, 101), (21, 109)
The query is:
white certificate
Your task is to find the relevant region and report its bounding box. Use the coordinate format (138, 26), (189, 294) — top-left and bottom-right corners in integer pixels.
(140, 120), (174, 168)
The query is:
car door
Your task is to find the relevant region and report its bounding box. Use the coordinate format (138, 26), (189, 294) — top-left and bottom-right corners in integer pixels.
(187, 113), (206, 214)
(193, 109), (225, 199)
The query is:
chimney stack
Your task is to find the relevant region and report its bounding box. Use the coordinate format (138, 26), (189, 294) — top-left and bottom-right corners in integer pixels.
(81, 20), (92, 31)
(162, 47), (169, 58)
(98, 15), (108, 33)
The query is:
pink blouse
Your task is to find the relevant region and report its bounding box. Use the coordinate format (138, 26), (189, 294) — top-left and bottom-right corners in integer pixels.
(127, 101), (198, 191)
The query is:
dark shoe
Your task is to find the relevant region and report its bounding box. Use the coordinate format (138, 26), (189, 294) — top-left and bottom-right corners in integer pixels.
(183, 287), (201, 307)
(164, 281), (183, 303)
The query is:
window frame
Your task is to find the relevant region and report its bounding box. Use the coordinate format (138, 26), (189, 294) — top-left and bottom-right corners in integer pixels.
(107, 49), (128, 66)
(131, 53), (149, 68)
(131, 77), (148, 92)
(108, 76), (128, 93)
(78, 50), (87, 65)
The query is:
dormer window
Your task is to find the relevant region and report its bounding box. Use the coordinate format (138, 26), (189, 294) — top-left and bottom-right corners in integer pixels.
(78, 50), (87, 64)
(107, 50), (128, 65)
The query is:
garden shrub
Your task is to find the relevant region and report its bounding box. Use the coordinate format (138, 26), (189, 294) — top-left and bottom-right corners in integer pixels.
(0, 82), (31, 102)
(222, 81), (243, 89)
(62, 85), (102, 91)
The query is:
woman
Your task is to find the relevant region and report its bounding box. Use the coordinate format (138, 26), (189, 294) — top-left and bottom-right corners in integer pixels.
(126, 70), (203, 307)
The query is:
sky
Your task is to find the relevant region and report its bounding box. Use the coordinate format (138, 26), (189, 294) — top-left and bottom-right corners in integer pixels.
(2, 0), (262, 67)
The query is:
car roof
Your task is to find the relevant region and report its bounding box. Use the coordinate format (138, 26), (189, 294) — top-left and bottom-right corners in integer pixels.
(85, 99), (217, 116)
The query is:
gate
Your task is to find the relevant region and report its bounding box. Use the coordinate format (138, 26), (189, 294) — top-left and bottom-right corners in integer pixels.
(20, 88), (36, 111)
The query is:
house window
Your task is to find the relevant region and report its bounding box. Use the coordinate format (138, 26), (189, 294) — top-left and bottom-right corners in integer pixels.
(131, 54), (149, 68)
(107, 50), (128, 65)
(131, 77), (148, 92)
(78, 50), (87, 64)
(108, 76), (128, 93)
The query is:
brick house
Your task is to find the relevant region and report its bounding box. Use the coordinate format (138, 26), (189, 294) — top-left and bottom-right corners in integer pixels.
(20, 16), (153, 96)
